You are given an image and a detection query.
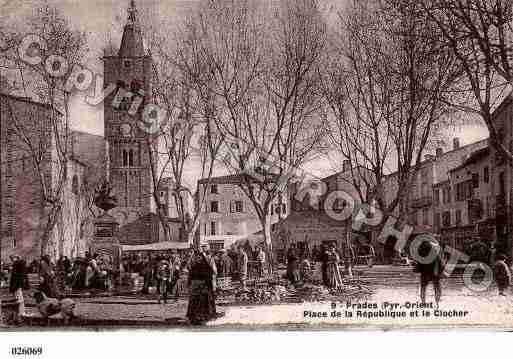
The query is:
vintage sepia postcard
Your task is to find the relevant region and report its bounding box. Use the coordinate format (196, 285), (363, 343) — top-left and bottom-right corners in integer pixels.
(1, 0), (513, 342)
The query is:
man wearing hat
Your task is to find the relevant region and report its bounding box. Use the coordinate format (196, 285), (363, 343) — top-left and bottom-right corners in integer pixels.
(237, 246), (248, 291)
(167, 251), (182, 300)
(156, 259), (171, 304)
(217, 249), (233, 278)
(256, 246), (266, 278)
(416, 239), (443, 307)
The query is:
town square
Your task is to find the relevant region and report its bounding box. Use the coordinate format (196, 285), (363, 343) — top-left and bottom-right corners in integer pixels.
(1, 0), (513, 332)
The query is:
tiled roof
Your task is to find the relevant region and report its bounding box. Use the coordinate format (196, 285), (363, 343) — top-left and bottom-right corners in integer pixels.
(197, 173), (253, 185)
(449, 147), (490, 173)
(0, 93), (62, 114)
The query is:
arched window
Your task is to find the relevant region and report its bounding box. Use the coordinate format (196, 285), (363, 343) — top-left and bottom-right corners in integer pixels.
(122, 149), (128, 167)
(130, 79), (141, 92)
(128, 149), (134, 167)
(120, 96), (131, 111)
(72, 175), (79, 195)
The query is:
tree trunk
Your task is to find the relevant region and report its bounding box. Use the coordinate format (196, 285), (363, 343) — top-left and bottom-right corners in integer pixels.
(262, 217), (274, 275)
(154, 201), (171, 242)
(40, 229), (50, 258)
(40, 204), (61, 258)
(192, 228), (200, 249)
(278, 192), (285, 221)
(344, 231), (354, 279)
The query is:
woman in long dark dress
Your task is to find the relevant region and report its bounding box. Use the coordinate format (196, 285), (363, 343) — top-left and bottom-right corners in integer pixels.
(186, 248), (218, 325)
(286, 244), (300, 287)
(325, 246), (343, 289)
(9, 255), (29, 317)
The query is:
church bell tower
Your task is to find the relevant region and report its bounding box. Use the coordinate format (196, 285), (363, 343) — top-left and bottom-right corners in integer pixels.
(103, 0), (155, 225)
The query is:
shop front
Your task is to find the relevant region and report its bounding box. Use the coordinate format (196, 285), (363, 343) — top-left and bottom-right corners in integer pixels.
(272, 210), (351, 263)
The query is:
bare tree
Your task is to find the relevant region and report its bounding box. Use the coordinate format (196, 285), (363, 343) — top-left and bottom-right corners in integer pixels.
(419, 0), (513, 161)
(3, 4), (87, 257)
(70, 136), (106, 257)
(139, 12), (224, 247)
(321, 0), (461, 220)
(187, 0), (327, 268)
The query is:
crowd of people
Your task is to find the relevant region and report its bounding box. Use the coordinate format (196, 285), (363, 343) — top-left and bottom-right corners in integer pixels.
(121, 251), (187, 303)
(6, 252), (117, 297)
(285, 243), (350, 289)
(1, 252), (107, 321)
(2, 238), (513, 326)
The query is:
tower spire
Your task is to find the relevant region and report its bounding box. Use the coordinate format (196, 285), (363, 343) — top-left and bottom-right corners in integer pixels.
(118, 0), (145, 57)
(127, 0), (138, 25)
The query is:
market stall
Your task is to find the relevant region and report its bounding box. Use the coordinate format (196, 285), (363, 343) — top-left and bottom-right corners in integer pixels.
(121, 242), (191, 253)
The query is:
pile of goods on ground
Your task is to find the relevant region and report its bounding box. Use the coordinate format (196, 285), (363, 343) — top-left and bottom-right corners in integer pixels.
(217, 278), (373, 306)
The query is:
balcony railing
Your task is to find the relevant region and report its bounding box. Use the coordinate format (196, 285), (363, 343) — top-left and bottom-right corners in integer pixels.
(411, 196), (433, 208)
(468, 198), (483, 222)
(496, 195), (508, 219)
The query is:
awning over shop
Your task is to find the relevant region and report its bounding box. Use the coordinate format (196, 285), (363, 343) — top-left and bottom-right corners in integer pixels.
(411, 224), (435, 235)
(200, 235), (250, 247)
(121, 241), (191, 252)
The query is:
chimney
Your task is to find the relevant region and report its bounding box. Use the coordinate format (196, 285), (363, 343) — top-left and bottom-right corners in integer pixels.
(436, 147), (443, 157)
(453, 137), (460, 150)
(343, 160), (351, 172)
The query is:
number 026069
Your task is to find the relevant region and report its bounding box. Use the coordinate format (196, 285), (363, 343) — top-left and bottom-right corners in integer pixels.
(11, 347), (43, 356)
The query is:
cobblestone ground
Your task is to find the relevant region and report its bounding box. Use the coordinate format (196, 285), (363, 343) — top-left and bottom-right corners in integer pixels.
(71, 297), (190, 324)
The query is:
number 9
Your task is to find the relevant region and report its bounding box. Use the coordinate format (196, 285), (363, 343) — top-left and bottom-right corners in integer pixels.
(139, 104), (167, 135)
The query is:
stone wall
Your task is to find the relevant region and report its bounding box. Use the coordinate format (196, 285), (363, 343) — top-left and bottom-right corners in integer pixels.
(0, 95), (88, 263)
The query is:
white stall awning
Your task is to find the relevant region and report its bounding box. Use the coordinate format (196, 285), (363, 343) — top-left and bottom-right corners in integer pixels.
(121, 241), (191, 252)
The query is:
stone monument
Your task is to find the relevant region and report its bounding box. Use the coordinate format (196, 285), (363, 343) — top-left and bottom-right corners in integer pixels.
(92, 180), (121, 289)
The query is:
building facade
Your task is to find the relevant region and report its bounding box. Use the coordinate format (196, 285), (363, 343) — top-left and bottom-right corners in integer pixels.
(157, 178), (194, 221)
(429, 96), (513, 260)
(435, 146), (494, 258)
(197, 174), (288, 249)
(376, 138), (489, 262)
(156, 177), (194, 242)
(0, 94), (88, 262)
(273, 162), (370, 262)
(488, 96), (513, 259)
(384, 138), (488, 230)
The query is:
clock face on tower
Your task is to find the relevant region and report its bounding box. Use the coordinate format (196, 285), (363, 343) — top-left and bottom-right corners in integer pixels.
(119, 123), (132, 137)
